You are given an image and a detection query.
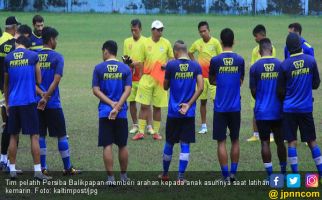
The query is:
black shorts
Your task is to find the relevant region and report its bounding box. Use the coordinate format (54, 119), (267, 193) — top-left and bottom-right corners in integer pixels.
(165, 117), (195, 144)
(256, 120), (282, 141)
(38, 108), (67, 138)
(98, 118), (128, 147)
(283, 112), (316, 142)
(213, 111), (240, 142)
(8, 104), (39, 135)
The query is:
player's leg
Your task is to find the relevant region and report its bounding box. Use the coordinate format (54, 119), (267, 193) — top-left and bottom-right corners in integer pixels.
(103, 145), (114, 183)
(178, 142), (190, 181)
(8, 134), (19, 177)
(284, 113), (299, 173)
(228, 112), (240, 181)
(0, 106), (9, 170)
(299, 113), (322, 177)
(38, 110), (48, 173)
(115, 118), (129, 181)
(152, 106), (162, 140)
(257, 120), (273, 177)
(271, 120), (287, 174)
(198, 78), (209, 134)
(128, 81), (139, 134)
(133, 104), (149, 140)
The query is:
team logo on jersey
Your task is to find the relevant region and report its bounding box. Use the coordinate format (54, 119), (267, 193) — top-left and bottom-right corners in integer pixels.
(147, 46), (152, 52)
(32, 42), (36, 46)
(264, 63), (275, 72)
(4, 44), (12, 53)
(223, 58), (233, 66)
(293, 60), (304, 69)
(160, 47), (164, 52)
(107, 65), (118, 72)
(179, 64), (189, 72)
(209, 45), (215, 51)
(13, 52), (24, 59)
(38, 54), (48, 62)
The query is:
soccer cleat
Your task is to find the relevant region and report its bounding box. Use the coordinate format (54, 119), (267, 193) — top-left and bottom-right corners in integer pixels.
(198, 128), (207, 134)
(230, 175), (237, 183)
(246, 135), (259, 142)
(42, 168), (49, 176)
(158, 174), (169, 182)
(34, 171), (52, 180)
(147, 128), (155, 135)
(152, 133), (162, 140)
(129, 126), (139, 134)
(132, 133), (144, 140)
(63, 166), (81, 176)
(10, 171), (17, 180)
(5, 166), (23, 174)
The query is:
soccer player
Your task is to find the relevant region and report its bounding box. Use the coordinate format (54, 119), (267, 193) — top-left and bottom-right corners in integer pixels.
(160, 40), (203, 181)
(92, 40), (132, 183)
(280, 33), (322, 179)
(249, 38), (287, 178)
(188, 21), (222, 134)
(247, 24), (276, 142)
(36, 27), (80, 175)
(30, 15), (44, 51)
(133, 20), (173, 140)
(123, 19), (150, 135)
(4, 35), (50, 180)
(209, 28), (244, 181)
(284, 22), (314, 59)
(0, 24), (32, 171)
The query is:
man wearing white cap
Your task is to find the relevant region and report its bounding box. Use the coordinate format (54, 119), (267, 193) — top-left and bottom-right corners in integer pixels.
(133, 20), (174, 141)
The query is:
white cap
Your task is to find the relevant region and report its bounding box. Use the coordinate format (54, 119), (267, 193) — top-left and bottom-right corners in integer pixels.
(151, 20), (164, 29)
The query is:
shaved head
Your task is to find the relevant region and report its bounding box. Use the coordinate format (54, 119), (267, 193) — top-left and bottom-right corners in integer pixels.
(173, 40), (187, 52)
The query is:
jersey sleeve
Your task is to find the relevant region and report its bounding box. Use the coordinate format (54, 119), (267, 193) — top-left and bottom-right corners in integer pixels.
(167, 40), (174, 59)
(215, 40), (223, 55)
(92, 66), (100, 88)
(249, 65), (256, 90)
(209, 57), (216, 77)
(136, 42), (145, 62)
(303, 42), (315, 57)
(165, 62), (171, 80)
(188, 41), (197, 54)
(312, 59), (320, 89)
(196, 62), (202, 76)
(272, 46), (277, 57)
(55, 54), (64, 76)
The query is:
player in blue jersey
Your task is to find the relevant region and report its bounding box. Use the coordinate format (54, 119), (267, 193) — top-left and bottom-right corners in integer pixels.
(284, 23), (314, 59)
(209, 28), (244, 182)
(36, 27), (81, 176)
(249, 38), (287, 178)
(160, 40), (203, 182)
(0, 25), (32, 172)
(4, 36), (50, 180)
(280, 33), (321, 179)
(92, 40), (132, 184)
(30, 15), (44, 51)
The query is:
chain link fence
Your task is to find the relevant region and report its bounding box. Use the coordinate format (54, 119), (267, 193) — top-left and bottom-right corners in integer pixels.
(1, 0), (322, 15)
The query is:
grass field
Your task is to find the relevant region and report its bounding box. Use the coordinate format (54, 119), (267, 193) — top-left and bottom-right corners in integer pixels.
(0, 12), (322, 199)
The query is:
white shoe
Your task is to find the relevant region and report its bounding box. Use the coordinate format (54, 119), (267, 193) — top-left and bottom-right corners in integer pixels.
(198, 128), (207, 134)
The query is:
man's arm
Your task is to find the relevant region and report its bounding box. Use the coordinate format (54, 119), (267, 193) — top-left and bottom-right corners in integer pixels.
(4, 73), (8, 107)
(188, 52), (195, 60)
(312, 60), (320, 90)
(209, 58), (216, 86)
(92, 87), (116, 107)
(35, 62), (41, 85)
(164, 63), (171, 90)
(249, 66), (256, 99)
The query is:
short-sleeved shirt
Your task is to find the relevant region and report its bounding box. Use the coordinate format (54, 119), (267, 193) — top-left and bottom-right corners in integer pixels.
(0, 38), (15, 90)
(123, 35), (146, 81)
(37, 48), (64, 108)
(189, 37), (222, 78)
(4, 48), (38, 106)
(0, 32), (13, 46)
(281, 53), (320, 113)
(251, 44), (277, 65)
(249, 56), (282, 120)
(165, 57), (202, 118)
(209, 51), (245, 112)
(92, 59), (132, 119)
(142, 37), (173, 83)
(284, 37), (314, 59)
(30, 32), (43, 52)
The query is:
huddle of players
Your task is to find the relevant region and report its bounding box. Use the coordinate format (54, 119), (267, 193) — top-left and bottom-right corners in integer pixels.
(94, 19), (321, 183)
(0, 15), (80, 180)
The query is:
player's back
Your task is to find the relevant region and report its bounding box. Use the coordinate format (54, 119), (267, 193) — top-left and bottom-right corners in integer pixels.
(93, 59), (131, 118)
(250, 57), (282, 120)
(211, 52), (245, 112)
(5, 48), (38, 106)
(38, 48), (64, 108)
(166, 58), (201, 118)
(281, 53), (319, 113)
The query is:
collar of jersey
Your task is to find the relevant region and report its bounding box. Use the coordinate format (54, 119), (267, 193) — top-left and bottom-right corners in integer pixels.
(42, 47), (53, 51)
(105, 58), (118, 61)
(290, 52), (303, 57)
(178, 56), (189, 60)
(223, 51), (233, 53)
(260, 56), (274, 59)
(32, 32), (42, 39)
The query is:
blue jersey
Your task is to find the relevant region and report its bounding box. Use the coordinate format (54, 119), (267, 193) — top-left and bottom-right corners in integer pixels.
(284, 37), (314, 59)
(209, 51), (245, 112)
(30, 32), (43, 52)
(281, 53), (320, 113)
(4, 48), (38, 106)
(92, 59), (132, 119)
(249, 57), (282, 120)
(165, 58), (202, 118)
(37, 48), (64, 108)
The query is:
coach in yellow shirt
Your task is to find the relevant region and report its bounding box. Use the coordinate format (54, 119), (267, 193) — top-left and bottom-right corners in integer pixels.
(133, 20), (174, 141)
(123, 19), (148, 135)
(188, 21), (222, 134)
(247, 24), (276, 142)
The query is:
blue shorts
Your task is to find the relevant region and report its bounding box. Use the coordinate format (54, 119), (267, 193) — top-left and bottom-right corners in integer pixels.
(256, 120), (282, 141)
(213, 111), (240, 142)
(38, 108), (66, 138)
(283, 112), (316, 142)
(8, 104), (39, 135)
(165, 117), (195, 144)
(98, 118), (128, 147)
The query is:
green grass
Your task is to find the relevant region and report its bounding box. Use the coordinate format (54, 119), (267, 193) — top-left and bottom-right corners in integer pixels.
(0, 12), (322, 199)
